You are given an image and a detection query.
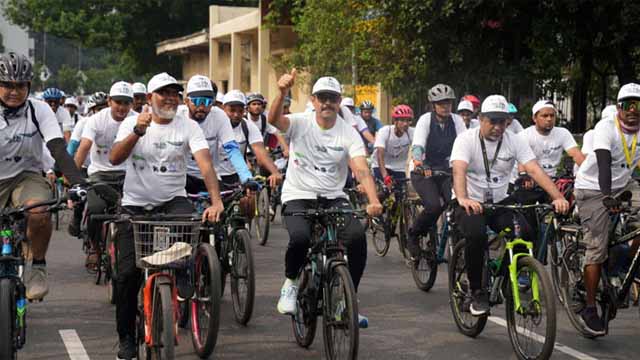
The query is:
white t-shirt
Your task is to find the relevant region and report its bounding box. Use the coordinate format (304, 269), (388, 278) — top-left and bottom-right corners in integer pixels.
(70, 116), (90, 168)
(450, 128), (536, 203)
(281, 112), (366, 203)
(372, 125), (415, 172)
(115, 114), (209, 206)
(581, 129), (594, 154)
(507, 118), (524, 134)
(0, 99), (62, 180)
(341, 107), (368, 132)
(575, 117), (640, 191)
(56, 106), (74, 133)
(216, 119), (262, 176)
(517, 126), (577, 177)
(247, 113), (279, 136)
(187, 107), (236, 179)
(82, 108), (136, 175)
(467, 118), (480, 129)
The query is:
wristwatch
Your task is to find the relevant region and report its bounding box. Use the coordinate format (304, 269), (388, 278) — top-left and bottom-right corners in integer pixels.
(133, 125), (146, 137)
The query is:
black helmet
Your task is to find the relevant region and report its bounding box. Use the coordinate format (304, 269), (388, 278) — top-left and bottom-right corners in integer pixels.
(0, 52), (33, 82)
(246, 92), (265, 105)
(90, 92), (108, 107)
(359, 100), (374, 110)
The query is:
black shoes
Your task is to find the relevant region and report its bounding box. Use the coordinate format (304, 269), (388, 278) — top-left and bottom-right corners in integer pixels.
(470, 290), (490, 316)
(580, 306), (605, 336)
(117, 335), (136, 360)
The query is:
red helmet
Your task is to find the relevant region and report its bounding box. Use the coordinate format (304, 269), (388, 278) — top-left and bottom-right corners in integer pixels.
(392, 104), (414, 119)
(462, 95), (481, 109)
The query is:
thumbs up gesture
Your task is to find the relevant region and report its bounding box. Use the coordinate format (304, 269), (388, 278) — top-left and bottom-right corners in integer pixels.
(277, 68), (297, 94)
(135, 105), (152, 134)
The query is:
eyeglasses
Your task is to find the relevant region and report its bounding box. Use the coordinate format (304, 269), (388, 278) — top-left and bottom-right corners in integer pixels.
(315, 93), (340, 104)
(0, 81), (29, 91)
(619, 99), (640, 112)
(189, 96), (213, 107)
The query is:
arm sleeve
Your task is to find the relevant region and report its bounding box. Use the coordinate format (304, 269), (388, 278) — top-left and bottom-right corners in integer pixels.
(67, 140), (80, 156)
(46, 138), (86, 184)
(223, 141), (252, 183)
(595, 149), (612, 195)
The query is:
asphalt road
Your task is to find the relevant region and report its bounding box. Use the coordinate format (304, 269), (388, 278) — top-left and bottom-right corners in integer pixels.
(19, 211), (640, 359)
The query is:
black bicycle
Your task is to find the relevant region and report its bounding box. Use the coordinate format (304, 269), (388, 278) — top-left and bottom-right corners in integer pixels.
(285, 206), (363, 360)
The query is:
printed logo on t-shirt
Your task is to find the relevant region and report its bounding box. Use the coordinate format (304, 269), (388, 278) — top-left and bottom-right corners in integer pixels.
(153, 142), (167, 150)
(167, 141), (184, 147)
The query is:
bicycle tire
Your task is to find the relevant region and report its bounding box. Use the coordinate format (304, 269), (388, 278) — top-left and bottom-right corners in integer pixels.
(0, 279), (16, 360)
(54, 211), (60, 231)
(448, 239), (487, 337)
(230, 229), (255, 325)
(505, 256), (556, 360)
(292, 268), (317, 348)
(370, 217), (390, 257)
(547, 229), (565, 305)
(253, 187), (270, 246)
(151, 282), (175, 359)
(412, 228), (438, 292)
(323, 264), (359, 360)
(402, 201), (423, 259)
(191, 243), (222, 358)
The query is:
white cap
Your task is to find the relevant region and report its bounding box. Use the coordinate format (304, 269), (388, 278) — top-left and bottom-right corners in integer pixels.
(457, 100), (474, 112)
(532, 100), (556, 116)
(601, 104), (617, 120)
(64, 97), (79, 108)
(216, 92), (225, 103)
(186, 74), (214, 97)
(617, 83), (640, 101)
(132, 82), (147, 95)
(312, 76), (341, 95)
(480, 95), (509, 118)
(147, 72), (183, 94)
(223, 90), (246, 106)
(109, 81), (134, 100)
(340, 97), (355, 107)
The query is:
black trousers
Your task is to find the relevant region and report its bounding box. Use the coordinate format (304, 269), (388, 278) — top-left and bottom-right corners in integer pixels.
(410, 173), (451, 236)
(283, 198), (367, 291)
(454, 196), (535, 291)
(115, 196), (194, 339)
(86, 171), (124, 248)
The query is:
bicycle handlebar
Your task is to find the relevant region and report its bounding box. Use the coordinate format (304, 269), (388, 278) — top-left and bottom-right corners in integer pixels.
(283, 208), (366, 218)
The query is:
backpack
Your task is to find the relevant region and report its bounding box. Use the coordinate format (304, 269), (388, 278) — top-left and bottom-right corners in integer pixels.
(28, 100), (44, 138)
(240, 119), (250, 160)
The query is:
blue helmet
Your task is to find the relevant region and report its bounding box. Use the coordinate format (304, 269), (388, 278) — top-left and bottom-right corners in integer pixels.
(508, 103), (518, 114)
(43, 88), (63, 100)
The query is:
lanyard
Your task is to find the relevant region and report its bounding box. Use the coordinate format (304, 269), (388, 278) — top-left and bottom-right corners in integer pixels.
(479, 132), (502, 184)
(614, 116), (638, 168)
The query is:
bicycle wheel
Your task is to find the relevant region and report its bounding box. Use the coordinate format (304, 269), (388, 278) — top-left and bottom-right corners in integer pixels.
(546, 227), (565, 305)
(149, 282), (174, 359)
(448, 239), (487, 337)
(191, 243), (222, 358)
(230, 229), (255, 325)
(106, 223), (118, 305)
(292, 267), (317, 348)
(505, 256), (556, 360)
(323, 264), (358, 360)
(0, 279), (16, 360)
(412, 227), (438, 291)
(253, 187), (270, 246)
(370, 215), (390, 257)
(402, 201), (423, 258)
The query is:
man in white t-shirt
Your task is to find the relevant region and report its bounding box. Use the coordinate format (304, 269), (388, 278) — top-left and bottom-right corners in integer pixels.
(506, 103), (524, 134)
(72, 81), (137, 265)
(573, 83), (640, 336)
(451, 94), (568, 316)
(372, 104), (415, 186)
(108, 72), (224, 359)
(0, 53), (86, 301)
(131, 82), (147, 113)
(42, 87), (74, 141)
(457, 100), (479, 129)
(246, 92), (290, 157)
(64, 96), (82, 132)
(269, 71), (382, 326)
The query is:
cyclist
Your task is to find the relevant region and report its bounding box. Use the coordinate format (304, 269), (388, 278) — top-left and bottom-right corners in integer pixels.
(450, 94), (569, 315)
(131, 82), (147, 113)
(220, 90), (282, 189)
(341, 96), (356, 114)
(573, 83), (640, 336)
(182, 74), (253, 193)
(372, 104), (415, 187)
(72, 81), (137, 267)
(215, 91), (224, 109)
(42, 87), (74, 140)
(462, 94), (481, 119)
(86, 91), (109, 116)
(109, 72), (224, 359)
(406, 83), (467, 258)
(64, 96), (82, 130)
(269, 71), (383, 326)
(506, 103), (524, 134)
(0, 52), (86, 300)
(457, 100), (479, 129)
(246, 92), (290, 157)
(358, 100), (383, 136)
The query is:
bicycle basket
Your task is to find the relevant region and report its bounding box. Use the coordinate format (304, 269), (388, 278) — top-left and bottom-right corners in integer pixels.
(132, 220), (200, 268)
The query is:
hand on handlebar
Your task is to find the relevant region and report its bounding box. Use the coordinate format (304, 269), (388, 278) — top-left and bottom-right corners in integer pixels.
(551, 198), (570, 214)
(516, 172), (534, 190)
(383, 175), (393, 189)
(366, 202), (383, 217)
(458, 197), (483, 215)
(203, 200), (224, 223)
(268, 173), (283, 188)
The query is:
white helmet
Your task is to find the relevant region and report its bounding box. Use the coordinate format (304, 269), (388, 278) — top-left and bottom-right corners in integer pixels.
(428, 84), (455, 102)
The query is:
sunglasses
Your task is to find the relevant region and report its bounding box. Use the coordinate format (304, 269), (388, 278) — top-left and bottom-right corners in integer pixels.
(488, 117), (508, 125)
(619, 99), (640, 112)
(315, 93), (340, 104)
(0, 81), (29, 91)
(190, 96), (214, 107)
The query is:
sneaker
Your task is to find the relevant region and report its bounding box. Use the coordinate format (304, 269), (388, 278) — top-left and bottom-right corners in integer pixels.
(67, 221), (80, 237)
(116, 335), (136, 360)
(26, 264), (49, 300)
(469, 290), (490, 316)
(358, 314), (369, 328)
(406, 233), (420, 260)
(580, 306), (605, 336)
(277, 281), (298, 315)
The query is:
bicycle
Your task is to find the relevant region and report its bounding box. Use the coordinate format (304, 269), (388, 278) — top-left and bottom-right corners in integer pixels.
(448, 203), (557, 360)
(52, 177), (66, 231)
(285, 206), (364, 360)
(269, 149), (287, 223)
(368, 178), (409, 258)
(251, 176), (270, 246)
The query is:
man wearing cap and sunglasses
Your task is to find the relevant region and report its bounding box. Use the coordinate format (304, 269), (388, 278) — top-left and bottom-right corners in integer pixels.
(269, 70), (382, 327)
(451, 94), (569, 316)
(109, 72), (224, 359)
(573, 83), (640, 336)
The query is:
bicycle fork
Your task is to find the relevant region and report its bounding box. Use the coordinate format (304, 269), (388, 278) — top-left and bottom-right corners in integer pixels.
(506, 239), (541, 314)
(142, 272), (178, 346)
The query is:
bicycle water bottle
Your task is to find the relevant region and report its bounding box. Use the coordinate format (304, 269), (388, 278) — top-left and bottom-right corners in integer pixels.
(1, 230), (12, 255)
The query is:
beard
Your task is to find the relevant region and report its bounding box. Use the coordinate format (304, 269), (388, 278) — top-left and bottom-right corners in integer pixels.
(152, 101), (177, 119)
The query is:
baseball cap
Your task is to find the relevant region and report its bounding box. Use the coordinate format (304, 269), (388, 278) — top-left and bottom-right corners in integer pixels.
(223, 90), (246, 106)
(132, 82), (147, 95)
(312, 76), (341, 95)
(341, 97), (355, 107)
(216, 92), (225, 104)
(109, 81), (134, 101)
(147, 72), (183, 94)
(617, 83), (640, 102)
(64, 97), (79, 108)
(532, 100), (556, 116)
(457, 100), (474, 112)
(481, 95), (510, 119)
(186, 75), (214, 98)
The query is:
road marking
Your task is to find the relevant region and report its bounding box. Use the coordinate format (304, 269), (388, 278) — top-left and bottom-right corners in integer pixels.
(487, 317), (598, 360)
(59, 329), (90, 360)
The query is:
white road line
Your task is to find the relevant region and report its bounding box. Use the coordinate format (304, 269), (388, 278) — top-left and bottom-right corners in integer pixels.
(59, 329), (90, 360)
(488, 316), (598, 360)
